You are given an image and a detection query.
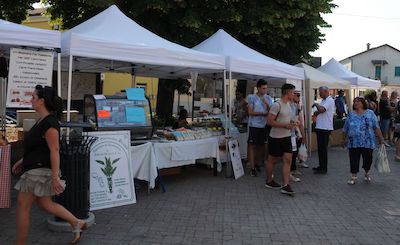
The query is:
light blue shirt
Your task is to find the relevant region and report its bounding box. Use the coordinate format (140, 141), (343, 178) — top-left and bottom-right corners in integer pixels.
(247, 94), (273, 128)
(343, 109), (380, 149)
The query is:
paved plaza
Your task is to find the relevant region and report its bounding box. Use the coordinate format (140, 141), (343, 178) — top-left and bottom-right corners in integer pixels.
(1, 147), (400, 245)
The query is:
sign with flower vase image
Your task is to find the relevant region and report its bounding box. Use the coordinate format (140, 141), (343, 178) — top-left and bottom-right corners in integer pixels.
(88, 131), (136, 210)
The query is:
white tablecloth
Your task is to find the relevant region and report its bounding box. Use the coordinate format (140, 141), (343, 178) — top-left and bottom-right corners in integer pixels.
(153, 137), (220, 169)
(130, 142), (158, 188)
(130, 138), (221, 188)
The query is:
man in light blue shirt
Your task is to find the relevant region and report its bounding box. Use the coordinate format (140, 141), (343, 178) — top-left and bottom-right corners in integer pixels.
(247, 79), (273, 177)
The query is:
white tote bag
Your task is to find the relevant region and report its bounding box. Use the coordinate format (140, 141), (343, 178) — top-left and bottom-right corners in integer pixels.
(373, 145), (391, 173)
(298, 143), (308, 162)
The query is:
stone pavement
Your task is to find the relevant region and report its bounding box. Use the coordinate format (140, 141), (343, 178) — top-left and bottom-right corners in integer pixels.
(1, 147), (400, 245)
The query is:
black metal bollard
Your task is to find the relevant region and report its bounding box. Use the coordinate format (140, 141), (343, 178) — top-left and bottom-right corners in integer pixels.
(55, 135), (97, 220)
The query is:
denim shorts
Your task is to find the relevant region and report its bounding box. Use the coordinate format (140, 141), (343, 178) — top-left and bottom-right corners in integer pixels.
(380, 119), (391, 134)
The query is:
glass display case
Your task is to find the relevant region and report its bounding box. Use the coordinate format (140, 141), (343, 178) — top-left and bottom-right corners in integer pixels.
(83, 94), (154, 140)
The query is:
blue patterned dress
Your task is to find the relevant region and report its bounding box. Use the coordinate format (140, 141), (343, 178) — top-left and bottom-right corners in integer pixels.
(343, 109), (380, 149)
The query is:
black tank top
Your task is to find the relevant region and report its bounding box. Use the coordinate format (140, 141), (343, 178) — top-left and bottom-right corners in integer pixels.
(22, 114), (60, 173)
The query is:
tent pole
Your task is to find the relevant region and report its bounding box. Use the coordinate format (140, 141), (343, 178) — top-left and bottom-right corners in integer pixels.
(67, 55), (73, 122)
(307, 84), (313, 154)
(228, 71), (232, 137)
(57, 52), (61, 97)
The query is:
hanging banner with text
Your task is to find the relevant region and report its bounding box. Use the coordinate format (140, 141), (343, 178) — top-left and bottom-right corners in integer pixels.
(6, 48), (54, 108)
(87, 130), (136, 211)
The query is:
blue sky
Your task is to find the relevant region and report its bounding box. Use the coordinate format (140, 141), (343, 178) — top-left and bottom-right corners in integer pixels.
(311, 0), (400, 64)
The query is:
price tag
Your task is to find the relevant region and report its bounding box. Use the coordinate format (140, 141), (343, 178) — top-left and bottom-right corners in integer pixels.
(97, 110), (111, 118)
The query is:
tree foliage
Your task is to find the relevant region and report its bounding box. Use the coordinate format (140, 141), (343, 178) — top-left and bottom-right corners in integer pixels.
(0, 0), (37, 23)
(44, 0), (335, 64)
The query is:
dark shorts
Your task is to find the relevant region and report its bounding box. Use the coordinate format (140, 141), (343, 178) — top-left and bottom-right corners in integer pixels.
(268, 136), (292, 157)
(248, 127), (267, 145)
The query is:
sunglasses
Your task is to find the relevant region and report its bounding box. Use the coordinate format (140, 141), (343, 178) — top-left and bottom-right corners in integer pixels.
(295, 94), (301, 97)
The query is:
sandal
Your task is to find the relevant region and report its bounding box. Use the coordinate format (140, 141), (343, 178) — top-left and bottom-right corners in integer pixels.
(71, 219), (87, 244)
(347, 176), (357, 185)
(364, 173), (371, 182)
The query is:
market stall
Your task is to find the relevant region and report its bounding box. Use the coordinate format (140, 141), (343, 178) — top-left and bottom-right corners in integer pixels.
(192, 29), (305, 161)
(0, 19), (61, 209)
(59, 5), (227, 193)
(296, 63), (351, 152)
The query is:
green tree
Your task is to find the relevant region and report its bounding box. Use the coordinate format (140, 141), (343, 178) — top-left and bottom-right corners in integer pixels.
(0, 0), (37, 23)
(44, 0), (335, 64)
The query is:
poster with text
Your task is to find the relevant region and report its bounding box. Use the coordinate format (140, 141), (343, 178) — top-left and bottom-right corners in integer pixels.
(228, 140), (244, 179)
(6, 48), (54, 108)
(88, 131), (136, 211)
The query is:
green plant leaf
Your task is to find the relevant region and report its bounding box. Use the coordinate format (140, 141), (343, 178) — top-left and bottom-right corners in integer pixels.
(96, 160), (105, 165)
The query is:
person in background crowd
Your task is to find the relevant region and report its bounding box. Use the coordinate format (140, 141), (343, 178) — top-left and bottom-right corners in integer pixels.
(365, 91), (378, 115)
(233, 91), (248, 126)
(289, 91), (307, 183)
(12, 85), (86, 244)
(0, 135), (8, 146)
(379, 90), (394, 146)
(247, 79), (273, 177)
(312, 86), (335, 174)
(173, 109), (190, 129)
(265, 83), (297, 195)
(389, 91), (398, 145)
(335, 89), (347, 119)
(342, 97), (384, 184)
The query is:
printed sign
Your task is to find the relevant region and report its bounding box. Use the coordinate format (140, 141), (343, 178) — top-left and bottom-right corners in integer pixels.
(6, 48), (54, 107)
(87, 131), (136, 210)
(228, 139), (244, 179)
(125, 107), (145, 123)
(126, 88), (146, 101)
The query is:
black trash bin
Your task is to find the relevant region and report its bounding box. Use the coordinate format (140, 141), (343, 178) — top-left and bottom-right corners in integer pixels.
(55, 134), (97, 220)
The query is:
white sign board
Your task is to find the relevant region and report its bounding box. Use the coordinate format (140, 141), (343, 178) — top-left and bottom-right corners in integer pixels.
(88, 131), (136, 210)
(6, 48), (54, 108)
(228, 140), (244, 179)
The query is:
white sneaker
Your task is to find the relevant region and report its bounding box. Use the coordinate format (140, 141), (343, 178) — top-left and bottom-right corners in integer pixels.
(298, 162), (309, 168)
(290, 174), (301, 182)
(292, 170), (302, 176)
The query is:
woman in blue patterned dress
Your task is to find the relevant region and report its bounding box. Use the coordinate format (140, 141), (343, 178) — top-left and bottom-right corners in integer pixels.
(342, 97), (385, 185)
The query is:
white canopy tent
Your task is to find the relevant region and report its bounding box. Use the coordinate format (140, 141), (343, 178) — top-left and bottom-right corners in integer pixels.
(296, 63), (351, 152)
(193, 29), (304, 82)
(61, 5), (225, 121)
(0, 19), (62, 95)
(193, 29), (304, 136)
(0, 19), (60, 50)
(318, 58), (381, 89)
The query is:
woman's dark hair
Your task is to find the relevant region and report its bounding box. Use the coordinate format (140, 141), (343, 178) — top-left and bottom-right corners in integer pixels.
(178, 109), (188, 120)
(35, 85), (63, 120)
(353, 97), (368, 110)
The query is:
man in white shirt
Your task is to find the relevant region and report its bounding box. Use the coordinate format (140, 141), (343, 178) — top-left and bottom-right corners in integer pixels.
(312, 86), (335, 174)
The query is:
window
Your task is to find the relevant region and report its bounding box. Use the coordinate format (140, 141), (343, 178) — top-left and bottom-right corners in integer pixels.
(375, 66), (381, 79)
(395, 67), (400, 77)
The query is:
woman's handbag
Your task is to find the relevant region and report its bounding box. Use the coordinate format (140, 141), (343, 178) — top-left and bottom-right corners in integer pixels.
(373, 145), (391, 173)
(298, 143), (308, 162)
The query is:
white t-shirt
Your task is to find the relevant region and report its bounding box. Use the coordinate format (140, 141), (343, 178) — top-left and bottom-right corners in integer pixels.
(316, 96), (335, 130)
(269, 101), (292, 138)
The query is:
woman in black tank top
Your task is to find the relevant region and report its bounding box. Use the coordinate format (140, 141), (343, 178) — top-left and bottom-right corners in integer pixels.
(12, 85), (86, 244)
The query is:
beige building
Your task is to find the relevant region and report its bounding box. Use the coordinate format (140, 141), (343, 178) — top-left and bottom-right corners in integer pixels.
(340, 44), (400, 93)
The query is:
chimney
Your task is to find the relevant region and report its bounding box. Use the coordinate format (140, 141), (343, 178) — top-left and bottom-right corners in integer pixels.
(366, 43), (371, 50)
